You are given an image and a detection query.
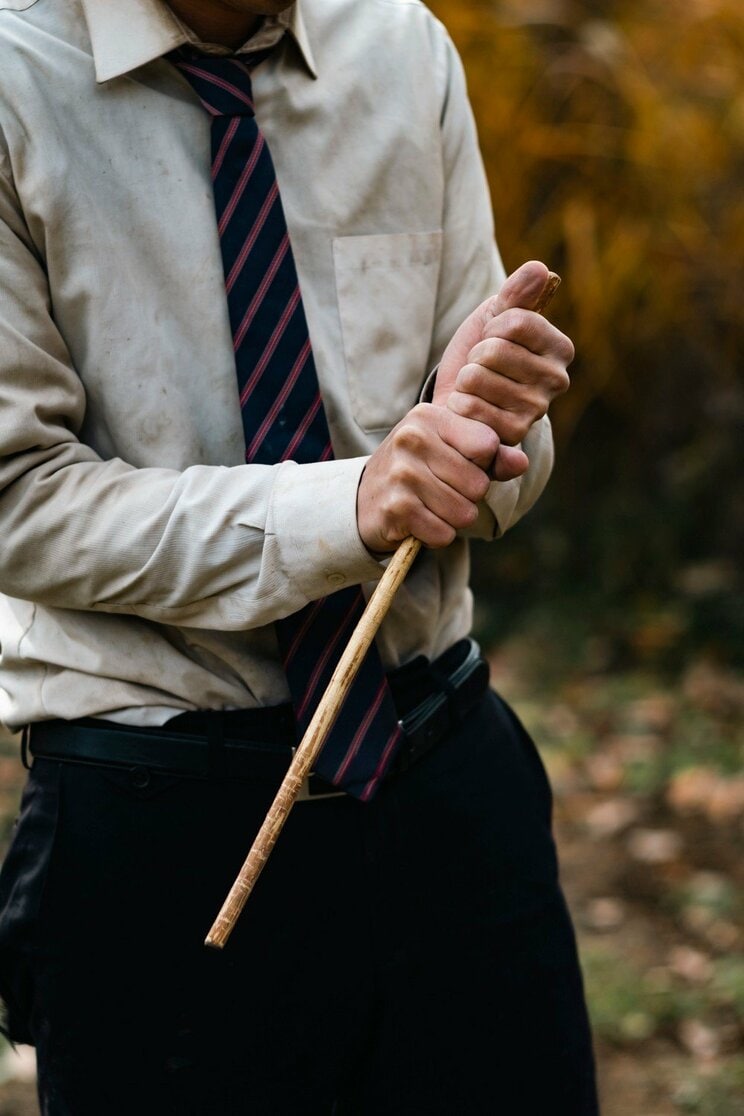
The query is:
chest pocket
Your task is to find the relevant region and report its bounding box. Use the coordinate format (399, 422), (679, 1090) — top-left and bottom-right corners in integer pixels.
(333, 231), (443, 433)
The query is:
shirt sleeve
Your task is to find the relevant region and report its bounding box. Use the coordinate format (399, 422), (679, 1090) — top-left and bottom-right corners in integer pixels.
(0, 159), (383, 632)
(426, 26), (554, 539)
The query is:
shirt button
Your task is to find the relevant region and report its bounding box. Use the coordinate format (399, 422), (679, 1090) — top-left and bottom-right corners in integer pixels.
(129, 765), (151, 790)
(326, 572), (345, 587)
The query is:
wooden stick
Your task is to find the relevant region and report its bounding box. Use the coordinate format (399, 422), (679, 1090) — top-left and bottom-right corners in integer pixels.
(205, 535), (420, 948)
(205, 272), (560, 950)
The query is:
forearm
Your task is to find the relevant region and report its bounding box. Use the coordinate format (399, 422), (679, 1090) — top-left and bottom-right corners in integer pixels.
(0, 442), (382, 629)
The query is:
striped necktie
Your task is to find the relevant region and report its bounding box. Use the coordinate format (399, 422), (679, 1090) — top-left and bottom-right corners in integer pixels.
(173, 51), (403, 800)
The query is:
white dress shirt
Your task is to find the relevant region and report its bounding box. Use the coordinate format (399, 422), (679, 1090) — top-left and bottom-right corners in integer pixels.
(0, 0), (554, 730)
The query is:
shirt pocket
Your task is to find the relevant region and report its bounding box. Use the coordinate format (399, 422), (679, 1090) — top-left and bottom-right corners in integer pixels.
(333, 231), (443, 433)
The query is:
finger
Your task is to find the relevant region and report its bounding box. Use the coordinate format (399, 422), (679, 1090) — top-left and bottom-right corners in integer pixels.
(389, 404), (497, 473)
(448, 392), (540, 446)
(478, 261), (551, 325)
(492, 445), (530, 481)
(422, 440), (492, 504)
(373, 467), (470, 547)
(435, 407), (500, 470)
(456, 347), (569, 401)
(377, 502), (457, 551)
(383, 457), (484, 535)
(407, 507), (458, 549)
(383, 411), (490, 521)
(476, 313), (575, 365)
(414, 469), (482, 532)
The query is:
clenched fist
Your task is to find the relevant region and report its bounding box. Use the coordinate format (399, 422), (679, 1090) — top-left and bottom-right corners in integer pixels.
(356, 261), (574, 554)
(357, 404), (498, 554)
(434, 261), (573, 481)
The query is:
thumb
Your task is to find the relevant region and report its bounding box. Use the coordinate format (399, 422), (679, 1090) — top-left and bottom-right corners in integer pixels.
(434, 262), (555, 406)
(491, 444), (530, 482)
(483, 260), (551, 323)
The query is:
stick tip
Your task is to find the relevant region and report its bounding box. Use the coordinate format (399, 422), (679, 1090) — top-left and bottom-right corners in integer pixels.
(534, 272), (561, 314)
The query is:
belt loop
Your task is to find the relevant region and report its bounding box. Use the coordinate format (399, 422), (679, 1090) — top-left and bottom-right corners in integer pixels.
(207, 713), (225, 777)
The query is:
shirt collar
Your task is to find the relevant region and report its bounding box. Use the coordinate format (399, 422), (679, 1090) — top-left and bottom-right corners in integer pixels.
(80, 0), (318, 84)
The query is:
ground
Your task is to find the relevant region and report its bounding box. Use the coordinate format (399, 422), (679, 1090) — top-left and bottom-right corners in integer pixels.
(0, 633), (742, 1114)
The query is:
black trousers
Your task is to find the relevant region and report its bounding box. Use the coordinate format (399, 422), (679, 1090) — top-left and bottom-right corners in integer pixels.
(0, 691), (599, 1114)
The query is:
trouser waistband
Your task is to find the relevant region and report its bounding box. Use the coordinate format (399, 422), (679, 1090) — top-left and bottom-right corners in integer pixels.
(26, 639), (490, 798)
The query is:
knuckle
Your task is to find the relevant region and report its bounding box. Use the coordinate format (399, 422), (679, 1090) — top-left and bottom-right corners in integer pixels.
(483, 295), (501, 321)
(414, 514), (454, 550)
(450, 392), (481, 423)
(555, 367), (571, 395)
(415, 402), (440, 429)
(526, 389), (548, 420)
(446, 391), (468, 418)
(455, 363), (481, 394)
(446, 502), (471, 530)
(560, 334), (576, 365)
(458, 502), (479, 528)
(403, 455), (423, 483)
(501, 416), (527, 445)
(393, 421), (423, 454)
(485, 336), (509, 366)
(477, 425), (500, 458)
(390, 462), (416, 491)
(383, 486), (412, 521)
(542, 366), (569, 399)
(471, 470), (491, 500)
(499, 308), (531, 341)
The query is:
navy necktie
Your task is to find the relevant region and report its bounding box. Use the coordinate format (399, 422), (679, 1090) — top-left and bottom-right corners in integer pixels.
(173, 52), (403, 799)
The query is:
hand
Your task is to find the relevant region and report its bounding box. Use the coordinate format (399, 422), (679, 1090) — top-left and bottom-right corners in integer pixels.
(357, 403), (499, 553)
(433, 261), (573, 481)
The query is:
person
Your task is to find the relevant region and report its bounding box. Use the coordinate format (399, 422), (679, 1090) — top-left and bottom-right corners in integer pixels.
(0, 0), (599, 1111)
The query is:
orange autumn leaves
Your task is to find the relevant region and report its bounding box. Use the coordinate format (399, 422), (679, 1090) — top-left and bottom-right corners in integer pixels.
(429, 0), (743, 446)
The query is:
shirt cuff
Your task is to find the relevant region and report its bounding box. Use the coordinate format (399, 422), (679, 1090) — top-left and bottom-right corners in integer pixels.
(268, 456), (384, 603)
(419, 364), (439, 403)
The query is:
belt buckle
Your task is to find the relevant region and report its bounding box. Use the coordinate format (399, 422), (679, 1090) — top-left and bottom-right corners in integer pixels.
(295, 778), (344, 802)
(292, 749), (346, 803)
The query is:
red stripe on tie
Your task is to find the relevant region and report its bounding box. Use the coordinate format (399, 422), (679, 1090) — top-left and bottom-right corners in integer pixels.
(239, 286), (301, 405)
(319, 441), (334, 462)
(282, 596), (327, 668)
(295, 594), (364, 720)
(359, 724), (403, 801)
(218, 132), (265, 236)
(233, 233), (289, 349)
(211, 116), (240, 180)
(225, 181), (280, 294)
(245, 339), (311, 462)
(178, 63), (255, 112)
(333, 679), (387, 784)
(280, 393), (321, 462)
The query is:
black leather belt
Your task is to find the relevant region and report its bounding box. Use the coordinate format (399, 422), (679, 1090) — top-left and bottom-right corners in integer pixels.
(26, 638), (490, 799)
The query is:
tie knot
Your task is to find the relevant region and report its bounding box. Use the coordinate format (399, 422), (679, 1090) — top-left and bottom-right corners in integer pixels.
(173, 52), (269, 118)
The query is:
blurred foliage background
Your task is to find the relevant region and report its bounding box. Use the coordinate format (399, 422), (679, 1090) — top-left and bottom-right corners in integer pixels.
(431, 0), (743, 668)
(425, 1), (744, 1113)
